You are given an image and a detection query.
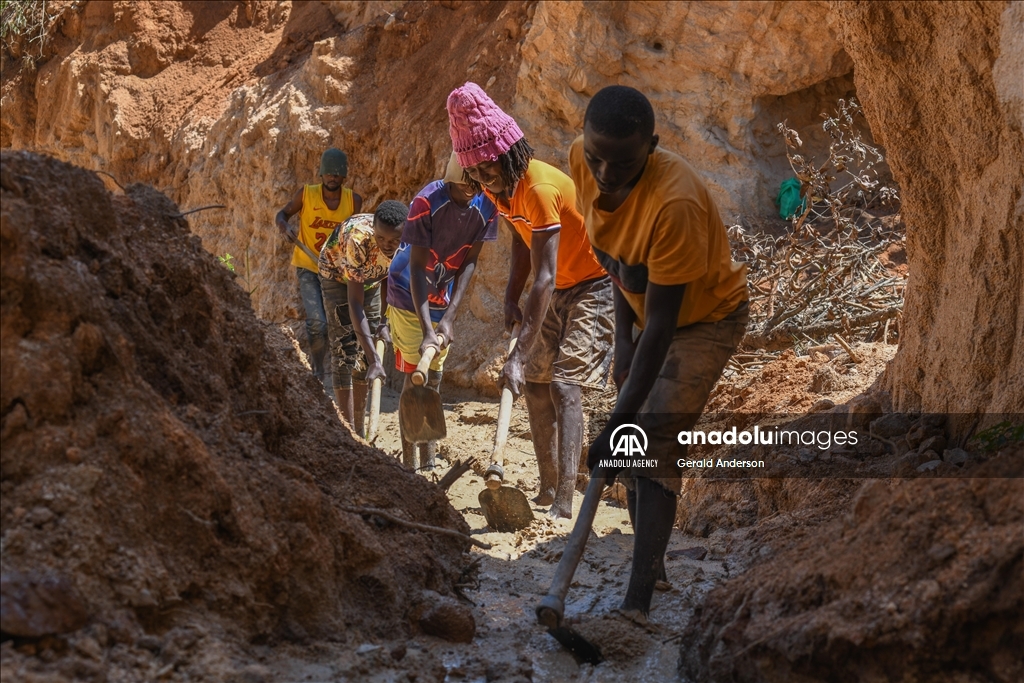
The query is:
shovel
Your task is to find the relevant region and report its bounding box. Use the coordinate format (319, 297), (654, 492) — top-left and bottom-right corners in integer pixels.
(287, 231), (323, 269)
(478, 326), (534, 532)
(365, 338), (386, 443)
(398, 336), (446, 444)
(535, 470), (608, 664)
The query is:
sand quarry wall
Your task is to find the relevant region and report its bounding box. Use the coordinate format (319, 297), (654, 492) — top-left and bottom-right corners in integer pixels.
(2, 0), (895, 397)
(0, 0), (1020, 405)
(833, 1), (1024, 415)
(674, 5), (1024, 679)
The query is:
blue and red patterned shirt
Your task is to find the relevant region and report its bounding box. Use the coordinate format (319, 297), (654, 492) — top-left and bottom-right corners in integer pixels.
(387, 181), (498, 321)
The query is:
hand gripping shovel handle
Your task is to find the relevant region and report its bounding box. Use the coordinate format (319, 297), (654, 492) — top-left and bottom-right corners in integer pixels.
(366, 339), (386, 443)
(411, 334), (444, 386)
(537, 470), (609, 629)
(486, 325), (521, 489)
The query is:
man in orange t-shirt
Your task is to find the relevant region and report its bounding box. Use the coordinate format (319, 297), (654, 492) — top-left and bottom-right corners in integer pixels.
(447, 83), (614, 519)
(572, 86), (748, 625)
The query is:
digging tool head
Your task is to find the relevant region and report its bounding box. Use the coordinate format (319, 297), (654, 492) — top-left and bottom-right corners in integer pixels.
(399, 385), (446, 443)
(478, 486), (534, 532)
(536, 595), (603, 664)
(484, 463), (504, 491)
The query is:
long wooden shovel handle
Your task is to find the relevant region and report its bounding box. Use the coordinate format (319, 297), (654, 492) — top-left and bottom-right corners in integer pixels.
(486, 326), (521, 489)
(411, 334), (444, 386)
(287, 232), (322, 268)
(538, 470), (608, 627)
(366, 339), (386, 442)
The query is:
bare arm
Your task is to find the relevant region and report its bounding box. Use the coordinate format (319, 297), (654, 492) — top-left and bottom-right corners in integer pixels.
(611, 285), (640, 389)
(587, 281), (686, 473)
(612, 282), (686, 419)
(501, 229), (559, 396)
(275, 187), (304, 237)
(435, 241), (486, 346)
(504, 221), (531, 331)
(353, 192), (363, 214)
(409, 245), (438, 354)
(348, 280), (386, 383)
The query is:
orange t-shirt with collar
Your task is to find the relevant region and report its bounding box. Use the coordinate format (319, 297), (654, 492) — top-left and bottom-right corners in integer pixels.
(568, 135), (747, 329)
(484, 158), (605, 290)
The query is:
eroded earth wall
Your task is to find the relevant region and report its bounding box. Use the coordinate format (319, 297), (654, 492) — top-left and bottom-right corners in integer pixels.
(2, 0), (871, 395)
(1, 1), (1020, 407)
(831, 0), (1023, 416)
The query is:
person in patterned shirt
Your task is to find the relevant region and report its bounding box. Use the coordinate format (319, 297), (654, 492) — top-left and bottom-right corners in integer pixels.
(318, 200), (407, 432)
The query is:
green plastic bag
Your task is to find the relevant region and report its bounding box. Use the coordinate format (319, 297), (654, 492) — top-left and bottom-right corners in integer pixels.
(776, 177), (807, 219)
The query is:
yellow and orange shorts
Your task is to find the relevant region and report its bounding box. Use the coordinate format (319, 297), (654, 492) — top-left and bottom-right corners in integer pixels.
(386, 306), (450, 374)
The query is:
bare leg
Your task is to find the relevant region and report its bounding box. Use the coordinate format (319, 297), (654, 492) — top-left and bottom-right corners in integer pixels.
(420, 369), (443, 470)
(335, 386), (355, 427)
(525, 381), (557, 506)
(622, 477), (676, 616)
(399, 373), (417, 469)
(626, 485), (668, 582)
(549, 381), (582, 519)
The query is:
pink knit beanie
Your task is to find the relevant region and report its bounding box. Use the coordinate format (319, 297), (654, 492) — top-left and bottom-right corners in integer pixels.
(447, 82), (524, 168)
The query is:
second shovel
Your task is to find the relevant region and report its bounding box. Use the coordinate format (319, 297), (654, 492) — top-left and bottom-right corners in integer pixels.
(365, 338), (386, 444)
(478, 327), (534, 532)
(398, 337), (446, 445)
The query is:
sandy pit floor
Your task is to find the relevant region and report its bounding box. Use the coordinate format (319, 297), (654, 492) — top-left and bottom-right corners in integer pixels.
(231, 343), (899, 682)
(216, 388), (738, 683)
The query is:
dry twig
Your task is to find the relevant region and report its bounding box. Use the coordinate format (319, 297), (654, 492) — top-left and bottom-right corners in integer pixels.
(732, 99), (903, 355)
(340, 504), (492, 549)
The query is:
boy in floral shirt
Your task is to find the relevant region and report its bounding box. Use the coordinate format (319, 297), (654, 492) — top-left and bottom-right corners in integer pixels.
(318, 200), (408, 433)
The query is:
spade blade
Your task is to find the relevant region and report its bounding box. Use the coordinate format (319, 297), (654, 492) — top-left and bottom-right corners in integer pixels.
(478, 486), (534, 532)
(399, 385), (446, 443)
(545, 625), (603, 665)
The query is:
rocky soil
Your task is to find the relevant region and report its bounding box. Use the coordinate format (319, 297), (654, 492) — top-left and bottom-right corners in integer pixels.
(2, 1), (1022, 682)
(1, 153), (1019, 680)
(1, 151), (475, 681)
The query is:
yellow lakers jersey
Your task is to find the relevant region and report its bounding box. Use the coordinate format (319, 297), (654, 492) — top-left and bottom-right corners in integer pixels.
(292, 184), (354, 272)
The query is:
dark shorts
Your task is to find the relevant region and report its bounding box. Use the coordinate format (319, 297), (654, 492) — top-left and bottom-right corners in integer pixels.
(524, 276), (615, 388)
(319, 277), (382, 387)
(625, 300), (750, 494)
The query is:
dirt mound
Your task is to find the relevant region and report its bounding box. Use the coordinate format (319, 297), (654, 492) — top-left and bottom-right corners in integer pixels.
(678, 458), (1024, 682)
(0, 152), (470, 675)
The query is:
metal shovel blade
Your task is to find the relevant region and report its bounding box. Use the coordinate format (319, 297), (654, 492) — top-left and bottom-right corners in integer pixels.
(478, 486), (534, 532)
(399, 385), (446, 443)
(537, 596), (603, 664)
(544, 624), (603, 665)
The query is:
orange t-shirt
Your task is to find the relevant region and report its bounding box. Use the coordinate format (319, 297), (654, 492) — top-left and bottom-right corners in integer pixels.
(485, 159), (605, 290)
(569, 136), (747, 328)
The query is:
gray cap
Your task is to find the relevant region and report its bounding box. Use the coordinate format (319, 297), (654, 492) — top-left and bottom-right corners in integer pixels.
(319, 148), (348, 177)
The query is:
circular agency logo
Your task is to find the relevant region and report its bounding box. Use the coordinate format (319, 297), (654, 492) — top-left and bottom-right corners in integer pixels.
(609, 423), (648, 458)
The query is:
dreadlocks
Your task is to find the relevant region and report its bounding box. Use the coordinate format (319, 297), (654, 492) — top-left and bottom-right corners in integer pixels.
(459, 170), (483, 195)
(498, 137), (535, 195)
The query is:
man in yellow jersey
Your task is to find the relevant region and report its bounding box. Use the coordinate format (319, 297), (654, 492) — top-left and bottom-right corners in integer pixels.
(571, 86), (748, 624)
(448, 83), (614, 519)
(275, 148), (362, 398)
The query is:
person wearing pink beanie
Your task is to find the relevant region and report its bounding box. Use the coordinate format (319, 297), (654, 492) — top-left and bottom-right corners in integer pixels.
(446, 82), (614, 520)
